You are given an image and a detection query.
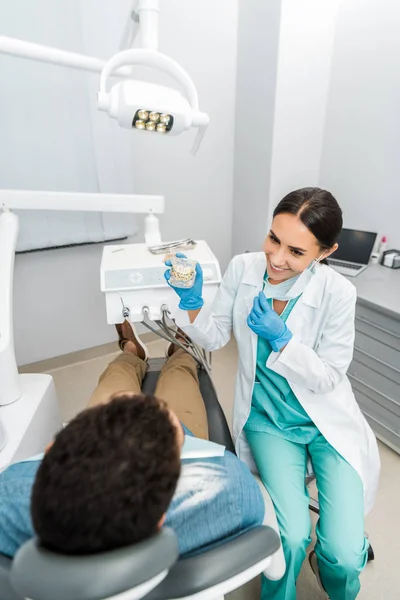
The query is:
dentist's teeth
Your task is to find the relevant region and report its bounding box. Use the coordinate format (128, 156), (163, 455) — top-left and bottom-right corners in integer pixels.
(271, 263), (285, 271)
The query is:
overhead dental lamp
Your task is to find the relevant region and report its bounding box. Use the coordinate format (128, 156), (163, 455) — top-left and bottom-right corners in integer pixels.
(0, 0), (210, 153)
(97, 50), (210, 153)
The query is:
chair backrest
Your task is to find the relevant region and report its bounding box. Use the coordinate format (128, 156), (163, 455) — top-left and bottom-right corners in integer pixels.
(11, 529), (178, 600)
(197, 369), (235, 453)
(142, 358), (235, 453)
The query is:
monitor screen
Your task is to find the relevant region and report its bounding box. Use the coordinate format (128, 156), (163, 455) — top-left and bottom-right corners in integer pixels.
(330, 229), (377, 265)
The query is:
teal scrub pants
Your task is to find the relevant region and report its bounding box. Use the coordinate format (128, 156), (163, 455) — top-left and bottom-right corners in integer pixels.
(246, 430), (369, 600)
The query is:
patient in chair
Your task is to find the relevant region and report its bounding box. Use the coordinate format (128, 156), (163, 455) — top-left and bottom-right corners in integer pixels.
(0, 322), (264, 559)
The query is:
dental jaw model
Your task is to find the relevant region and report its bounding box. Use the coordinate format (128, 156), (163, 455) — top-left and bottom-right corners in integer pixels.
(169, 257), (197, 288)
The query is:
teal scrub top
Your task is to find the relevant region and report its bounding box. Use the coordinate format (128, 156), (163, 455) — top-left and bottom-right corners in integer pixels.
(244, 295), (319, 444)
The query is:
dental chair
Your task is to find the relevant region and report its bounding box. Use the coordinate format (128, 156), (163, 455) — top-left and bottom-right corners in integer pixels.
(0, 357), (285, 600)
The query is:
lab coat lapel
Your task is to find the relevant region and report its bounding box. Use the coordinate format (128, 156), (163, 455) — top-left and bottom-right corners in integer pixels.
(242, 254), (266, 313)
(284, 267), (324, 336)
(241, 253), (266, 368)
(301, 266), (324, 309)
(242, 253), (266, 296)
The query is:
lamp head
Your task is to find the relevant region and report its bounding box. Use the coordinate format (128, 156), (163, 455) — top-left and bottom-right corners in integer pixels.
(98, 49), (209, 153)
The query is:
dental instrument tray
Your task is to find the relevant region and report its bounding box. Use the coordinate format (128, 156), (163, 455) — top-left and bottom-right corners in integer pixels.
(101, 240), (222, 323)
(149, 238), (197, 254)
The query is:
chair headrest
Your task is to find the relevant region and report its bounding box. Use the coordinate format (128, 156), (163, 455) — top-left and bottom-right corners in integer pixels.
(11, 528), (178, 600)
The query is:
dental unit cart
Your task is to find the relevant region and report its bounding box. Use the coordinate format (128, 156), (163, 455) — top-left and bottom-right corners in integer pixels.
(101, 240), (221, 324)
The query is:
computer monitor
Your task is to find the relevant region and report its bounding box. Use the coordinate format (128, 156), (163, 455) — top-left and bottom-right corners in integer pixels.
(331, 229), (377, 265)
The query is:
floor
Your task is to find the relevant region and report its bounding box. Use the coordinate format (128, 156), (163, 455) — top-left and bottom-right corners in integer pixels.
(40, 337), (399, 600)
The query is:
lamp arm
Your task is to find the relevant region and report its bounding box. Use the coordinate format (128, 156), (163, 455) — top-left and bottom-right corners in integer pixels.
(0, 35), (134, 77)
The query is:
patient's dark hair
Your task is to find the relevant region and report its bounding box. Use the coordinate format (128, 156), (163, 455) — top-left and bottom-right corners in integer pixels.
(274, 187), (343, 250)
(31, 394), (181, 555)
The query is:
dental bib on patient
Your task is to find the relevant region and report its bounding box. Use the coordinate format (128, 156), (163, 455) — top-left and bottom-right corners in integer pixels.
(20, 437), (226, 465)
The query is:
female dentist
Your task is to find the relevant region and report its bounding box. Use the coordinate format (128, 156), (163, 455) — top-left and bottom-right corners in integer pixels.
(166, 187), (380, 600)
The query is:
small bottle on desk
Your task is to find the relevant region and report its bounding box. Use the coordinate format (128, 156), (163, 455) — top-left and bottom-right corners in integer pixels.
(378, 235), (387, 263)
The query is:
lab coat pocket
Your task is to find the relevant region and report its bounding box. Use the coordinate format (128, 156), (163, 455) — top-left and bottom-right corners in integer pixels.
(235, 293), (255, 317)
(287, 304), (319, 348)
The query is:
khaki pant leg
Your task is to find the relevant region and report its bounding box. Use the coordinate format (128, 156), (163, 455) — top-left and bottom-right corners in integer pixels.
(87, 353), (147, 408)
(154, 349), (209, 440)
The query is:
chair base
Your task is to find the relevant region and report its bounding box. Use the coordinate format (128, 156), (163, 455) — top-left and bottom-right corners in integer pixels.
(367, 544), (375, 562)
(0, 374), (62, 471)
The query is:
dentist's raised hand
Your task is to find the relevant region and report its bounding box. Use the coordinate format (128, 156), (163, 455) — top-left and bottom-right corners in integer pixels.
(247, 292), (293, 352)
(164, 253), (204, 311)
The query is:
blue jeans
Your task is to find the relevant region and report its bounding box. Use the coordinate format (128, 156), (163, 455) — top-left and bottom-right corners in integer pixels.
(0, 448), (264, 559)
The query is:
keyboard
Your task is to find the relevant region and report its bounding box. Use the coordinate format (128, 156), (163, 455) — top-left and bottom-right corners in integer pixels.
(328, 259), (363, 271)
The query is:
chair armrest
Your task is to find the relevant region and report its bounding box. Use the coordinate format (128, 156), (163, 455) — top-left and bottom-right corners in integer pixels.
(11, 528), (178, 600)
(0, 554), (24, 600)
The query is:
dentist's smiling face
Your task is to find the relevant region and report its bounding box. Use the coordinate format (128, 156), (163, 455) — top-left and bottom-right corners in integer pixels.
(263, 213), (325, 283)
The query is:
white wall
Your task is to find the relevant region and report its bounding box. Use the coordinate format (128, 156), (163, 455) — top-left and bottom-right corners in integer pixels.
(232, 0), (281, 255)
(0, 0), (138, 253)
(267, 0), (340, 225)
(234, 0), (398, 256)
(0, 0), (137, 366)
(320, 0), (400, 246)
(2, 0), (239, 365)
(231, 0), (340, 254)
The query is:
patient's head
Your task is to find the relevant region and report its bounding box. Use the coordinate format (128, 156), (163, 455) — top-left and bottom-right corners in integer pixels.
(31, 394), (181, 555)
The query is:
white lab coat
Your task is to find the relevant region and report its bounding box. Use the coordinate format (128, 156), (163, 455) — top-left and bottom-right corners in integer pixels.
(177, 252), (380, 515)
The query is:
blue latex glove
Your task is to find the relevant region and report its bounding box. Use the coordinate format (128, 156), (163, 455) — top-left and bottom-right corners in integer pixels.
(164, 252), (204, 311)
(247, 292), (293, 352)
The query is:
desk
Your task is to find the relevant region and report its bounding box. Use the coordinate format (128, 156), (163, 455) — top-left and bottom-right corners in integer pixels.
(347, 265), (400, 454)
